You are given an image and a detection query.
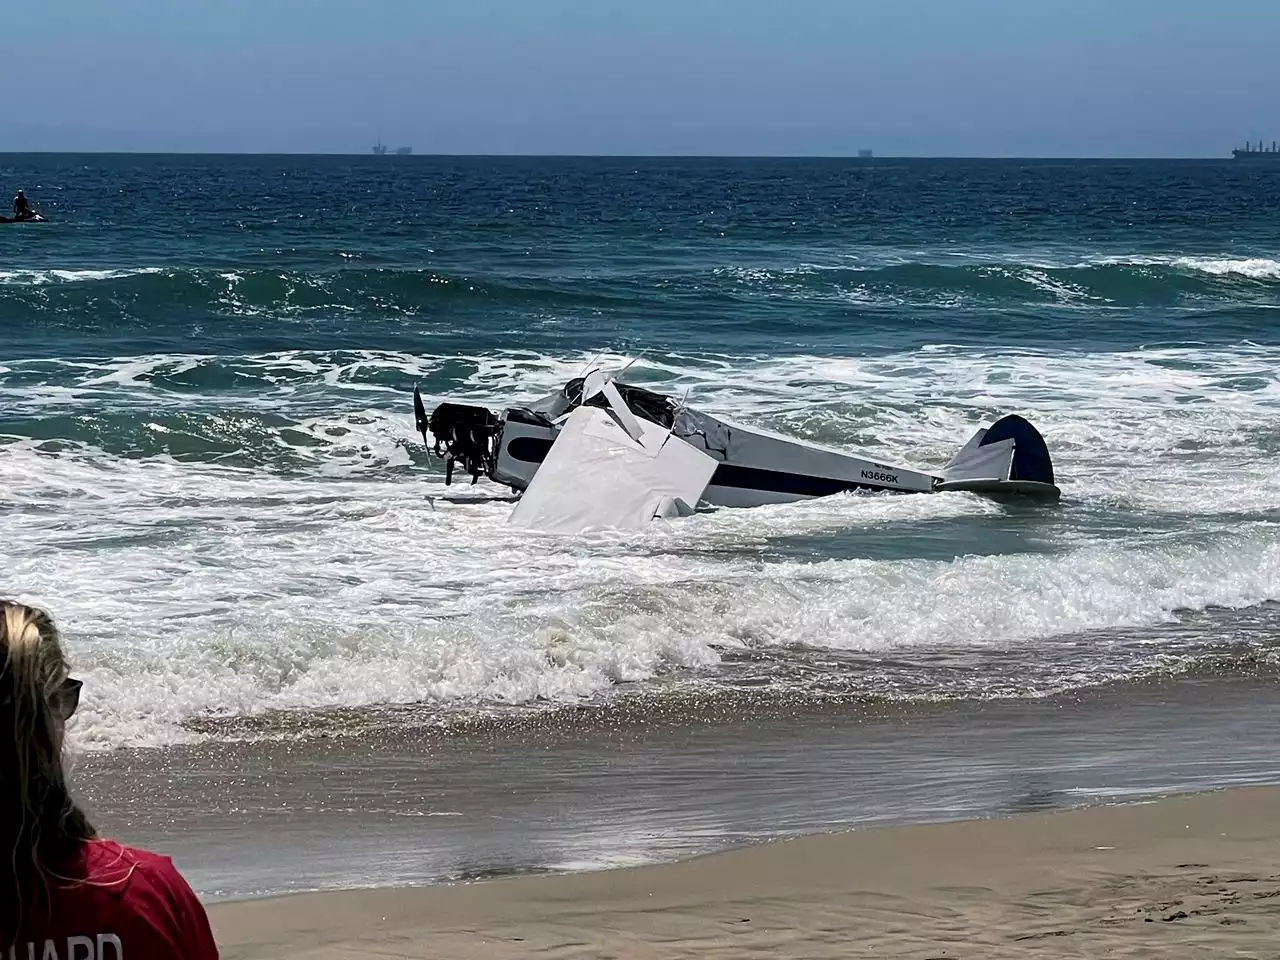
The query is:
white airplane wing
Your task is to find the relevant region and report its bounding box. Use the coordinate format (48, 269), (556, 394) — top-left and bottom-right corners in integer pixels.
(508, 404), (716, 534)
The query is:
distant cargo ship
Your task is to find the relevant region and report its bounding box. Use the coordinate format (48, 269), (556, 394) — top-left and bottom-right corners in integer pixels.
(1232, 140), (1280, 159)
(372, 140), (412, 156)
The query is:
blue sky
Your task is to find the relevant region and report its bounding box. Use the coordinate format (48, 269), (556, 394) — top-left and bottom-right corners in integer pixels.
(5, 0), (1278, 156)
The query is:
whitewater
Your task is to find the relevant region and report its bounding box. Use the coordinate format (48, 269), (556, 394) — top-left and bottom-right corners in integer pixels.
(1, 339), (1278, 749)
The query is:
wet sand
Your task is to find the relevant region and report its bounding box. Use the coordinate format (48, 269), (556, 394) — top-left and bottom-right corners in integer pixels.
(75, 673), (1280, 900)
(210, 784), (1280, 959)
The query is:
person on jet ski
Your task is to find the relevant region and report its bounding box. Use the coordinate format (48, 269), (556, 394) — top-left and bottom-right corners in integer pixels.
(13, 190), (33, 220)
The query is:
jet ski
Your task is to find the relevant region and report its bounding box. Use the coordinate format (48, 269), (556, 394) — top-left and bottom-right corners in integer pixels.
(0, 213), (46, 223)
(412, 366), (1060, 534)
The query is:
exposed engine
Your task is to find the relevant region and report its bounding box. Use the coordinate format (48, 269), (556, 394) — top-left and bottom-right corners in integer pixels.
(413, 389), (503, 485)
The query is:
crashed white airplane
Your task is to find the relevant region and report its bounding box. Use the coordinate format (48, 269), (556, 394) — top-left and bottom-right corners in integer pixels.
(413, 371), (1060, 535)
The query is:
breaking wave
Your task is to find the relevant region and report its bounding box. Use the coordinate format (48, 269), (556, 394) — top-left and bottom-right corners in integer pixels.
(715, 254), (1280, 307)
(1, 254), (1278, 348)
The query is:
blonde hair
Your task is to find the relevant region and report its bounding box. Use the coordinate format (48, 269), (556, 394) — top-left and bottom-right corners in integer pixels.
(0, 600), (95, 935)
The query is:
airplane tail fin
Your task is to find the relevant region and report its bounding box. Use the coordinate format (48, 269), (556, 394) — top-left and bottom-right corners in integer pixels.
(938, 415), (1059, 498)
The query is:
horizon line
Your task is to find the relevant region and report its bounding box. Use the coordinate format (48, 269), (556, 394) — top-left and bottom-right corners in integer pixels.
(0, 150), (1249, 161)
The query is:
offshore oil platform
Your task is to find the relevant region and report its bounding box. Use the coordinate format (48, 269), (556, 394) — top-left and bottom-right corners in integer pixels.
(1232, 140), (1280, 160)
(372, 139), (413, 156)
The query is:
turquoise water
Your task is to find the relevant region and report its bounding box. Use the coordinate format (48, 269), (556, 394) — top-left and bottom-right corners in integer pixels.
(3, 155), (1280, 750)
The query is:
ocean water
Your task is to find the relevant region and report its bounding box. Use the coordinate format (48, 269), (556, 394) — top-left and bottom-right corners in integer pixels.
(3, 154), (1280, 756)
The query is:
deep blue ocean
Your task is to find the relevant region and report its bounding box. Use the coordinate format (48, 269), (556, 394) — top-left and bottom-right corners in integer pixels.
(3, 154), (1280, 752)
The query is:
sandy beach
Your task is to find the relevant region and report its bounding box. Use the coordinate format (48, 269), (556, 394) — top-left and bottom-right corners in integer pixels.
(209, 784), (1280, 959)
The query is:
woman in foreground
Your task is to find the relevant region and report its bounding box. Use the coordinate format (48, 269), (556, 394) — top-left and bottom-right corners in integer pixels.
(0, 600), (219, 958)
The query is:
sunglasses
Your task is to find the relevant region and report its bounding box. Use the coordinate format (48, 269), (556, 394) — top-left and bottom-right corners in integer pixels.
(54, 677), (82, 721)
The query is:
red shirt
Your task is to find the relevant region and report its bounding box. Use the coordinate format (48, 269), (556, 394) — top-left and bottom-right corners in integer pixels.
(7, 839), (218, 959)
